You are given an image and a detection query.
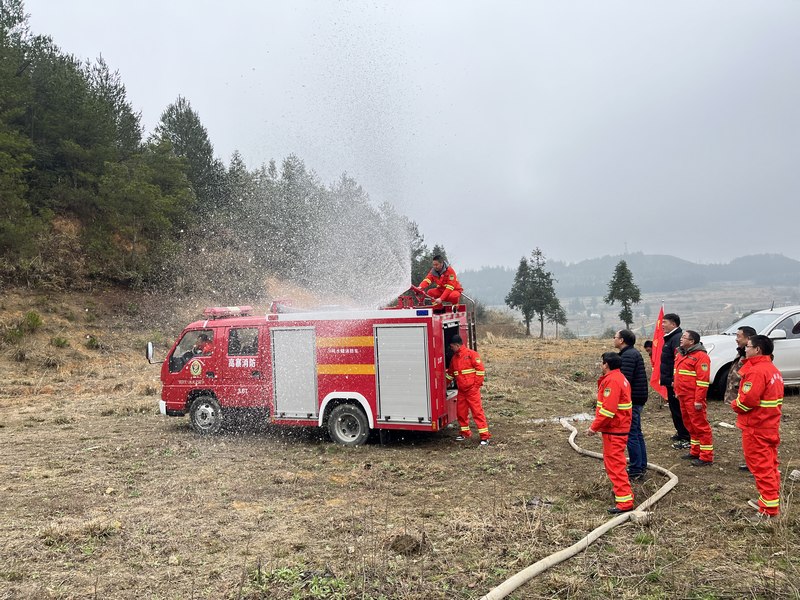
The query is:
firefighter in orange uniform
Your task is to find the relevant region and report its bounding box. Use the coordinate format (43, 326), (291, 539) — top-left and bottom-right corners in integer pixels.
(418, 255), (463, 306)
(732, 334), (784, 517)
(673, 330), (714, 466)
(446, 335), (490, 445)
(192, 333), (214, 355)
(586, 352), (634, 514)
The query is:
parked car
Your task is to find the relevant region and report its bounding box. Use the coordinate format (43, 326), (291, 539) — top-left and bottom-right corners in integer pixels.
(702, 305), (800, 398)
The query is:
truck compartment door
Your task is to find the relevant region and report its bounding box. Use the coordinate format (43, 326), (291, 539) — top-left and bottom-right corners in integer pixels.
(271, 328), (318, 419)
(375, 325), (430, 423)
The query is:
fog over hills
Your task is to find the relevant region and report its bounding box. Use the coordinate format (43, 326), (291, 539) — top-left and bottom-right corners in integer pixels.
(461, 253), (800, 307)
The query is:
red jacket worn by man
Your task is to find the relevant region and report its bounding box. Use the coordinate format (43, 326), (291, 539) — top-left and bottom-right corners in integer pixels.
(587, 352), (633, 513)
(418, 256), (463, 305)
(672, 331), (713, 465)
(446, 335), (490, 444)
(732, 335), (784, 517)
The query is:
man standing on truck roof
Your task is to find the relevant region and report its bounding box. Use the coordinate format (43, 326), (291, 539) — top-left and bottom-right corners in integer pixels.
(447, 335), (490, 445)
(418, 255), (463, 306)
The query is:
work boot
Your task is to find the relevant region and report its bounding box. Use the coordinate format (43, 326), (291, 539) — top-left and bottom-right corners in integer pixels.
(607, 506), (633, 515)
(680, 453), (696, 460)
(745, 513), (775, 525)
(690, 458), (713, 467)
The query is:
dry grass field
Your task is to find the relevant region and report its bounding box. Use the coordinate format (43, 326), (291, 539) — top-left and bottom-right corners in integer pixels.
(1, 289), (799, 599)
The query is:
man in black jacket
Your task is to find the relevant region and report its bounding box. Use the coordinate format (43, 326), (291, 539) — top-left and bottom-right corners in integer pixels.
(660, 313), (690, 448)
(615, 329), (649, 479)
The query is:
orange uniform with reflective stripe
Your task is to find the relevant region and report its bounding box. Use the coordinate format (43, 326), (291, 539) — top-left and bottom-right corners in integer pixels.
(446, 346), (485, 391)
(446, 345), (489, 440)
(673, 347), (713, 462)
(591, 370), (632, 435)
(419, 265), (463, 304)
(733, 355), (784, 430)
(673, 349), (711, 403)
(591, 369), (633, 511)
(733, 354), (783, 516)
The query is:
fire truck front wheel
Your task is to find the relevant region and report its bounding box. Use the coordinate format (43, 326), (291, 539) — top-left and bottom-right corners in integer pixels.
(189, 395), (223, 435)
(328, 404), (370, 446)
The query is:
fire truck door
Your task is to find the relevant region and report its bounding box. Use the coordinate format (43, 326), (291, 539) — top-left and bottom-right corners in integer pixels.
(375, 325), (430, 423)
(271, 327), (318, 419)
(216, 327), (268, 408)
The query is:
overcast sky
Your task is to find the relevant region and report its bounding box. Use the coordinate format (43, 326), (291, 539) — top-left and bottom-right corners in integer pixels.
(24, 0), (800, 270)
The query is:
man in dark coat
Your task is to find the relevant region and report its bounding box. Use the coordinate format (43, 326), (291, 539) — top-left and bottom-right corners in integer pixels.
(614, 329), (649, 480)
(660, 313), (690, 448)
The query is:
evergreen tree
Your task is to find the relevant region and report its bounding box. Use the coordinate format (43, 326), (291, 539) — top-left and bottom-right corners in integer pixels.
(505, 256), (535, 335)
(0, 0), (37, 257)
(152, 96), (225, 215)
(505, 247), (562, 337)
(604, 259), (641, 329)
(408, 221), (429, 285)
(546, 303), (568, 338)
(84, 55), (142, 158)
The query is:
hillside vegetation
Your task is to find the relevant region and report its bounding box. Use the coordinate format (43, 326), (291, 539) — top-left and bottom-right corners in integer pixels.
(1, 1), (422, 307)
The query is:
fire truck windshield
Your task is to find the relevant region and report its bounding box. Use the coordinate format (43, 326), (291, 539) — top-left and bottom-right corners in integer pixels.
(169, 329), (214, 372)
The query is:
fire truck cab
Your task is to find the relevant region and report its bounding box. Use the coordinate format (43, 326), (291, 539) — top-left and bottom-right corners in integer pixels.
(147, 296), (476, 445)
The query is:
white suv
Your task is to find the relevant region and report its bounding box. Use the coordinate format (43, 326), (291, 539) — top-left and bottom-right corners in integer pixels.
(702, 305), (800, 397)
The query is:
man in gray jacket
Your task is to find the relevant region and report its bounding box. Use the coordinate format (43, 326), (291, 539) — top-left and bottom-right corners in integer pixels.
(615, 329), (649, 480)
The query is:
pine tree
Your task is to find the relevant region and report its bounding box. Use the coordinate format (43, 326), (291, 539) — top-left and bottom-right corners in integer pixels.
(152, 96), (225, 215)
(505, 256), (535, 335)
(604, 259), (641, 329)
(505, 248), (564, 337)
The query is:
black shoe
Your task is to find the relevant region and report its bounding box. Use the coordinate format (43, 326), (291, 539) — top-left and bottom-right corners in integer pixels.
(607, 506), (633, 515)
(738, 464), (750, 472)
(629, 472), (645, 482)
(672, 440), (691, 450)
(690, 458), (713, 467)
(680, 453), (696, 460)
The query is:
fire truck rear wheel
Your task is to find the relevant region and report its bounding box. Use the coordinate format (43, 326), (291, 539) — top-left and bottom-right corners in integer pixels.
(189, 395), (223, 435)
(328, 404), (369, 446)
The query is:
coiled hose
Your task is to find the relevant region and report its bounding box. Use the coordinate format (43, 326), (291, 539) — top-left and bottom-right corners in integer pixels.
(480, 417), (679, 600)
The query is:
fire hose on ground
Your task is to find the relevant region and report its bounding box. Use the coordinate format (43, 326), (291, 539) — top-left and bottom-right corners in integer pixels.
(480, 417), (679, 600)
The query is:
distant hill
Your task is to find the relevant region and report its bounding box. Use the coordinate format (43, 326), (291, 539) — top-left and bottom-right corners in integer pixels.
(460, 253), (800, 306)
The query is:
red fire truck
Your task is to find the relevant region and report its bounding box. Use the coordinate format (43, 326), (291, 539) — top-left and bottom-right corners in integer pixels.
(146, 292), (476, 445)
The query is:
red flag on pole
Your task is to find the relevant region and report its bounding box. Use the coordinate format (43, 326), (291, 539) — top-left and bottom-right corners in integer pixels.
(650, 305), (668, 400)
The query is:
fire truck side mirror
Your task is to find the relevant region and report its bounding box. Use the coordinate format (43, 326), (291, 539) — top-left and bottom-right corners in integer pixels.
(145, 341), (162, 364)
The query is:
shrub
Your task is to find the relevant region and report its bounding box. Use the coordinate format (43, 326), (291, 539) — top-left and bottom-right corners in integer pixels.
(85, 335), (101, 350)
(2, 327), (24, 345)
(1, 311), (44, 345)
(21, 311), (43, 333)
(50, 336), (69, 348)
